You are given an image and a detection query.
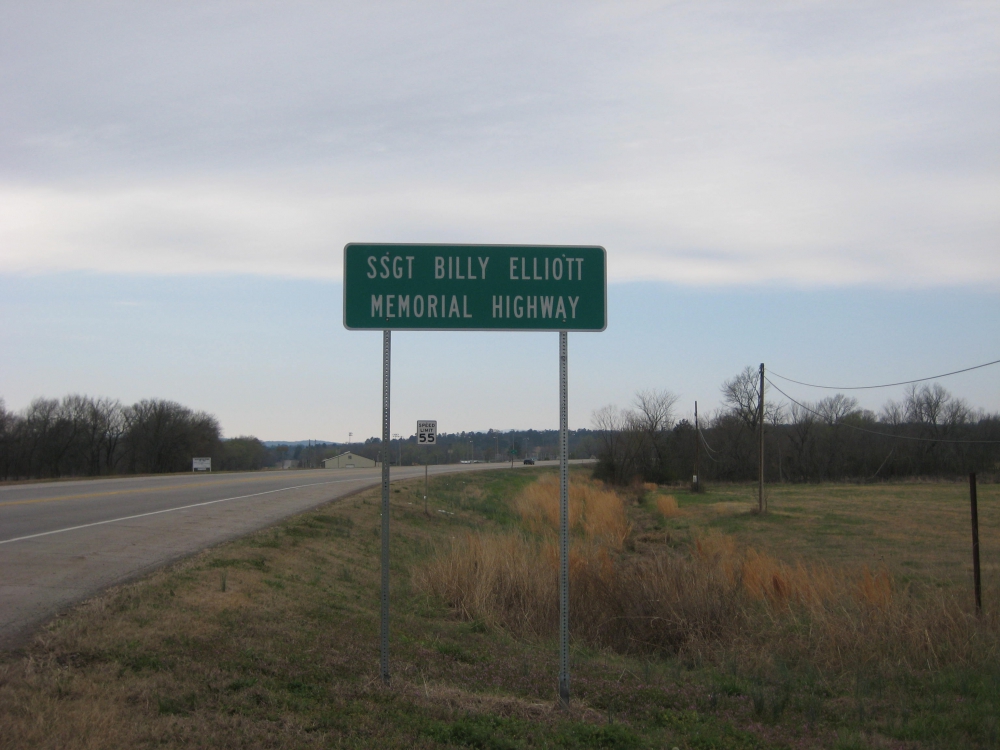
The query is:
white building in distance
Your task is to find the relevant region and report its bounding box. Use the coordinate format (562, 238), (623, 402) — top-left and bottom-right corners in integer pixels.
(322, 451), (376, 469)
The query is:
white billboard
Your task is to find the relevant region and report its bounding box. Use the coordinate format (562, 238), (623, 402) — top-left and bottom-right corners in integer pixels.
(192, 457), (212, 472)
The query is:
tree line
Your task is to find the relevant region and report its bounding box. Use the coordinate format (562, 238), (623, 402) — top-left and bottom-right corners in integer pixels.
(0, 395), (275, 480)
(9, 374), (994, 484)
(0, 394), (602, 480)
(592, 370), (1000, 485)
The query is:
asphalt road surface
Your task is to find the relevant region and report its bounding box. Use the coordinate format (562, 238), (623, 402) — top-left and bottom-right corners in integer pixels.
(0, 461), (578, 649)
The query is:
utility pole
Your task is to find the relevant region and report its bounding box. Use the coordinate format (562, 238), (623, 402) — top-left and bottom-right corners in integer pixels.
(758, 363), (765, 514)
(693, 401), (700, 493)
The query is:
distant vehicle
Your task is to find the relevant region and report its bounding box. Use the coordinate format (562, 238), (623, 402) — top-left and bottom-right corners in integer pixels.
(523, 458), (535, 465)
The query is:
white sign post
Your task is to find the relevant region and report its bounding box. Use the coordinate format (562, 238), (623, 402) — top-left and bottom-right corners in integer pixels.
(192, 457), (212, 472)
(416, 420), (438, 445)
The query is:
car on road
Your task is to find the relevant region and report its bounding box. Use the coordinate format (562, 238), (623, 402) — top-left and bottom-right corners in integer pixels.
(523, 458), (535, 465)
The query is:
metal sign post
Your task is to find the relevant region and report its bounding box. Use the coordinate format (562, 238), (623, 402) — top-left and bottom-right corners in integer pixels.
(558, 331), (570, 708)
(380, 329), (391, 684)
(345, 243), (606, 705)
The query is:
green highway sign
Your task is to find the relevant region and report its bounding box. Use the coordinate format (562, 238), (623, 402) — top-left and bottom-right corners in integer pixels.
(343, 244), (606, 331)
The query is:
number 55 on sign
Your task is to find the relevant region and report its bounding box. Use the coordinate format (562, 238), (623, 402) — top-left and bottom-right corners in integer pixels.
(417, 421), (437, 445)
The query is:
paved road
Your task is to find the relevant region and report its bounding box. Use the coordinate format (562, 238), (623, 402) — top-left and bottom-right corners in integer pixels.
(0, 462), (571, 649)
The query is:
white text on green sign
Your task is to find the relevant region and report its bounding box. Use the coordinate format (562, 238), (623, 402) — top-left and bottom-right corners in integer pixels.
(343, 244), (606, 331)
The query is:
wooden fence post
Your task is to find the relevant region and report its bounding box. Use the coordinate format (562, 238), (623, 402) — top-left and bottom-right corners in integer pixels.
(970, 472), (982, 614)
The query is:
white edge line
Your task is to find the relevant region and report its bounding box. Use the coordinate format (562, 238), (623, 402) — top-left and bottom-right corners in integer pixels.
(0, 463), (524, 547)
(0, 477), (371, 546)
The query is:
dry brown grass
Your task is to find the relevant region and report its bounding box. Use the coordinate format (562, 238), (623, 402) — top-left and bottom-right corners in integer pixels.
(416, 533), (554, 635)
(418, 476), (630, 635)
(694, 531), (894, 608)
(514, 474), (631, 549)
(420, 481), (1000, 679)
(655, 494), (680, 518)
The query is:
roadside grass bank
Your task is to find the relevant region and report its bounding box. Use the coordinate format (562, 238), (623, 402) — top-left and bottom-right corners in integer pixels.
(0, 469), (996, 748)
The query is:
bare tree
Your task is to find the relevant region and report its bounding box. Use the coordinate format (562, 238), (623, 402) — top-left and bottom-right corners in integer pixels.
(122, 399), (220, 474)
(0, 399), (14, 478)
(904, 383), (949, 426)
(881, 399), (904, 427)
(813, 394), (860, 478)
(632, 389), (678, 476)
(721, 366), (761, 432)
(23, 398), (59, 478)
(816, 394), (860, 425)
(592, 405), (633, 483)
(592, 403), (651, 484)
(787, 402), (816, 481)
(98, 398), (127, 474)
(632, 389), (679, 434)
(942, 395), (972, 427)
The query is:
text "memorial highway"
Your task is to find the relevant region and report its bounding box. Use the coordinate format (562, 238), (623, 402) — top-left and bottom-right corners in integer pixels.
(343, 244), (606, 332)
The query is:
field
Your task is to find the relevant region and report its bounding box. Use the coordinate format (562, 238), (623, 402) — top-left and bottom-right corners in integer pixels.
(0, 469), (997, 749)
(663, 481), (999, 592)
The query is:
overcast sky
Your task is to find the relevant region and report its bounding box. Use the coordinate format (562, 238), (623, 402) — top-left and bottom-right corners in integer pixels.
(1, 2), (998, 439)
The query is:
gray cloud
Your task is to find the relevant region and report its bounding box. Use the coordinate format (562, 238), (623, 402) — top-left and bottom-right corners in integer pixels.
(1, 1), (997, 284)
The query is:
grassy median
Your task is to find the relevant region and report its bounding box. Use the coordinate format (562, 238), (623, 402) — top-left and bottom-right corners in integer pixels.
(1, 469), (998, 749)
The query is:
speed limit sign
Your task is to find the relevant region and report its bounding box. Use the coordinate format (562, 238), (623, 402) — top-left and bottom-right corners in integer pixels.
(416, 420), (437, 445)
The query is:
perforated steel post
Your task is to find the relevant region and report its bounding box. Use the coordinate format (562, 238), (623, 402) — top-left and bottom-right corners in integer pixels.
(558, 331), (570, 708)
(380, 329), (391, 684)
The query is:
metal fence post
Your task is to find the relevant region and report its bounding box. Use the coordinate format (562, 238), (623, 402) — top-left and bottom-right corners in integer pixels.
(971, 472), (982, 615)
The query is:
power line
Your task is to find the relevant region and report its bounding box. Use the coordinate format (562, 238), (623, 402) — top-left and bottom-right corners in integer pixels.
(764, 377), (1000, 445)
(698, 427), (719, 456)
(768, 357), (1000, 391)
(697, 428), (721, 462)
